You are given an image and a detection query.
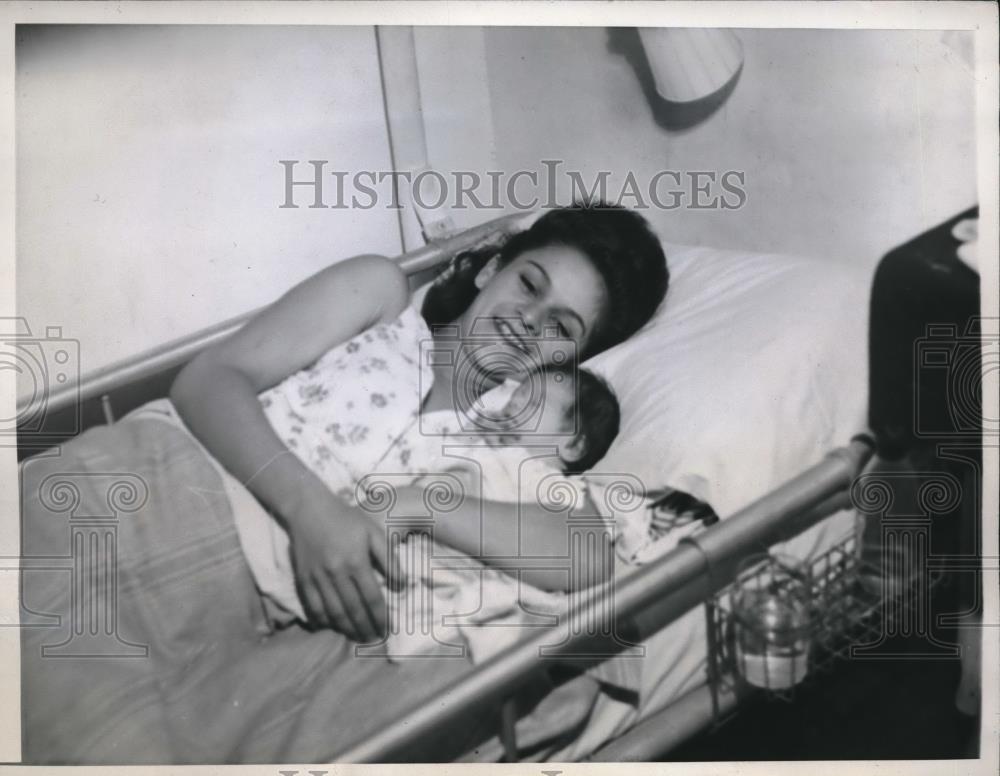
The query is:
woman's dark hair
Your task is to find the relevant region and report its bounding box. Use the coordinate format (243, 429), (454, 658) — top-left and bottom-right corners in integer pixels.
(421, 203), (669, 357)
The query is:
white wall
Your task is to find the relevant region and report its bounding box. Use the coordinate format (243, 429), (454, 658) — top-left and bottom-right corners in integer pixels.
(17, 25), (401, 377)
(420, 27), (977, 269)
(17, 25), (980, 385)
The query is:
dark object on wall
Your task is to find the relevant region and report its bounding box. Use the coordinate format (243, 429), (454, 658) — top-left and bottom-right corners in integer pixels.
(608, 27), (744, 132)
(867, 205), (981, 462)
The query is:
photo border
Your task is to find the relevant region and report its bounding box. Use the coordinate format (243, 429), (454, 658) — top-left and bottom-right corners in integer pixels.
(1, 2), (996, 774)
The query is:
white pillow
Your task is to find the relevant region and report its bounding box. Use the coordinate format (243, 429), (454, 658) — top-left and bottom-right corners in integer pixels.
(584, 243), (872, 544)
(412, 235), (872, 555)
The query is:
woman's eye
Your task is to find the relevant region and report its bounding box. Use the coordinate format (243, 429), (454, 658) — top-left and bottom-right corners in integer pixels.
(520, 275), (536, 295)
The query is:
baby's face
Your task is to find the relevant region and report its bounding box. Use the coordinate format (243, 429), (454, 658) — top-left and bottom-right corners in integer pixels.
(493, 372), (579, 461)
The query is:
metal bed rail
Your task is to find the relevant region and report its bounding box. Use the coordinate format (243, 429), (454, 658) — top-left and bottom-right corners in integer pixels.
(334, 435), (876, 762)
(587, 680), (739, 761)
(588, 496), (920, 763)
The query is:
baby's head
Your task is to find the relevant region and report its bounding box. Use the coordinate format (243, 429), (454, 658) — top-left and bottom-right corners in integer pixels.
(496, 365), (620, 474)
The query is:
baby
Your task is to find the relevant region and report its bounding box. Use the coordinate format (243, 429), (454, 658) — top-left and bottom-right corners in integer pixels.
(419, 363), (622, 505)
(357, 364), (629, 660)
(433, 366), (718, 569)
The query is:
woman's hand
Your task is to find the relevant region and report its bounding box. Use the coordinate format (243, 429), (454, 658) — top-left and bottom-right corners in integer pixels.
(285, 489), (394, 643)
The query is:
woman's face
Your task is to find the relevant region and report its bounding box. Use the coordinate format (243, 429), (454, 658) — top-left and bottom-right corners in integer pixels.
(456, 244), (608, 381)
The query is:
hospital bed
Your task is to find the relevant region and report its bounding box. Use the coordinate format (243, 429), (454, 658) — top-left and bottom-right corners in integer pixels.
(18, 211), (899, 762)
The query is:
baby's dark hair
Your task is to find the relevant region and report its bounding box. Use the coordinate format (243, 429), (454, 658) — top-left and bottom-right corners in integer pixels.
(421, 203), (668, 359)
(550, 365), (620, 475)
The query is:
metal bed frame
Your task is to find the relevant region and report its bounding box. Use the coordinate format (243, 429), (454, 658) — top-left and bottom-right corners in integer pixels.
(16, 212), (877, 762)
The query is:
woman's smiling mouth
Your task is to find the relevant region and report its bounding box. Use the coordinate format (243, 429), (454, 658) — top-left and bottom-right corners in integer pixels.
(495, 318), (531, 354)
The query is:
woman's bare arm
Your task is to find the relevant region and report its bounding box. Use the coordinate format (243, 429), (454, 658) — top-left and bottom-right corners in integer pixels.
(171, 254), (410, 641)
(381, 484), (613, 592)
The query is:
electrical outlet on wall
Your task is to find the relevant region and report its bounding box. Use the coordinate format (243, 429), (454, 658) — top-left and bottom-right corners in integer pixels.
(408, 164), (457, 242)
(420, 216), (458, 242)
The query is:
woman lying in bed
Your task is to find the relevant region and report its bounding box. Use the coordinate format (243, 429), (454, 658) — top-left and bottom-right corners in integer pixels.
(20, 204), (670, 763)
(172, 203), (669, 641)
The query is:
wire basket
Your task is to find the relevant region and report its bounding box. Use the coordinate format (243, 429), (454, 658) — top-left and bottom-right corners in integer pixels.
(704, 525), (948, 721)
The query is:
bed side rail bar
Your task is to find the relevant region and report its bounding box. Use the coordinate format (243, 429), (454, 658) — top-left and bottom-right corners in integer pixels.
(588, 678), (737, 761)
(16, 211), (535, 421)
(333, 434), (876, 762)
